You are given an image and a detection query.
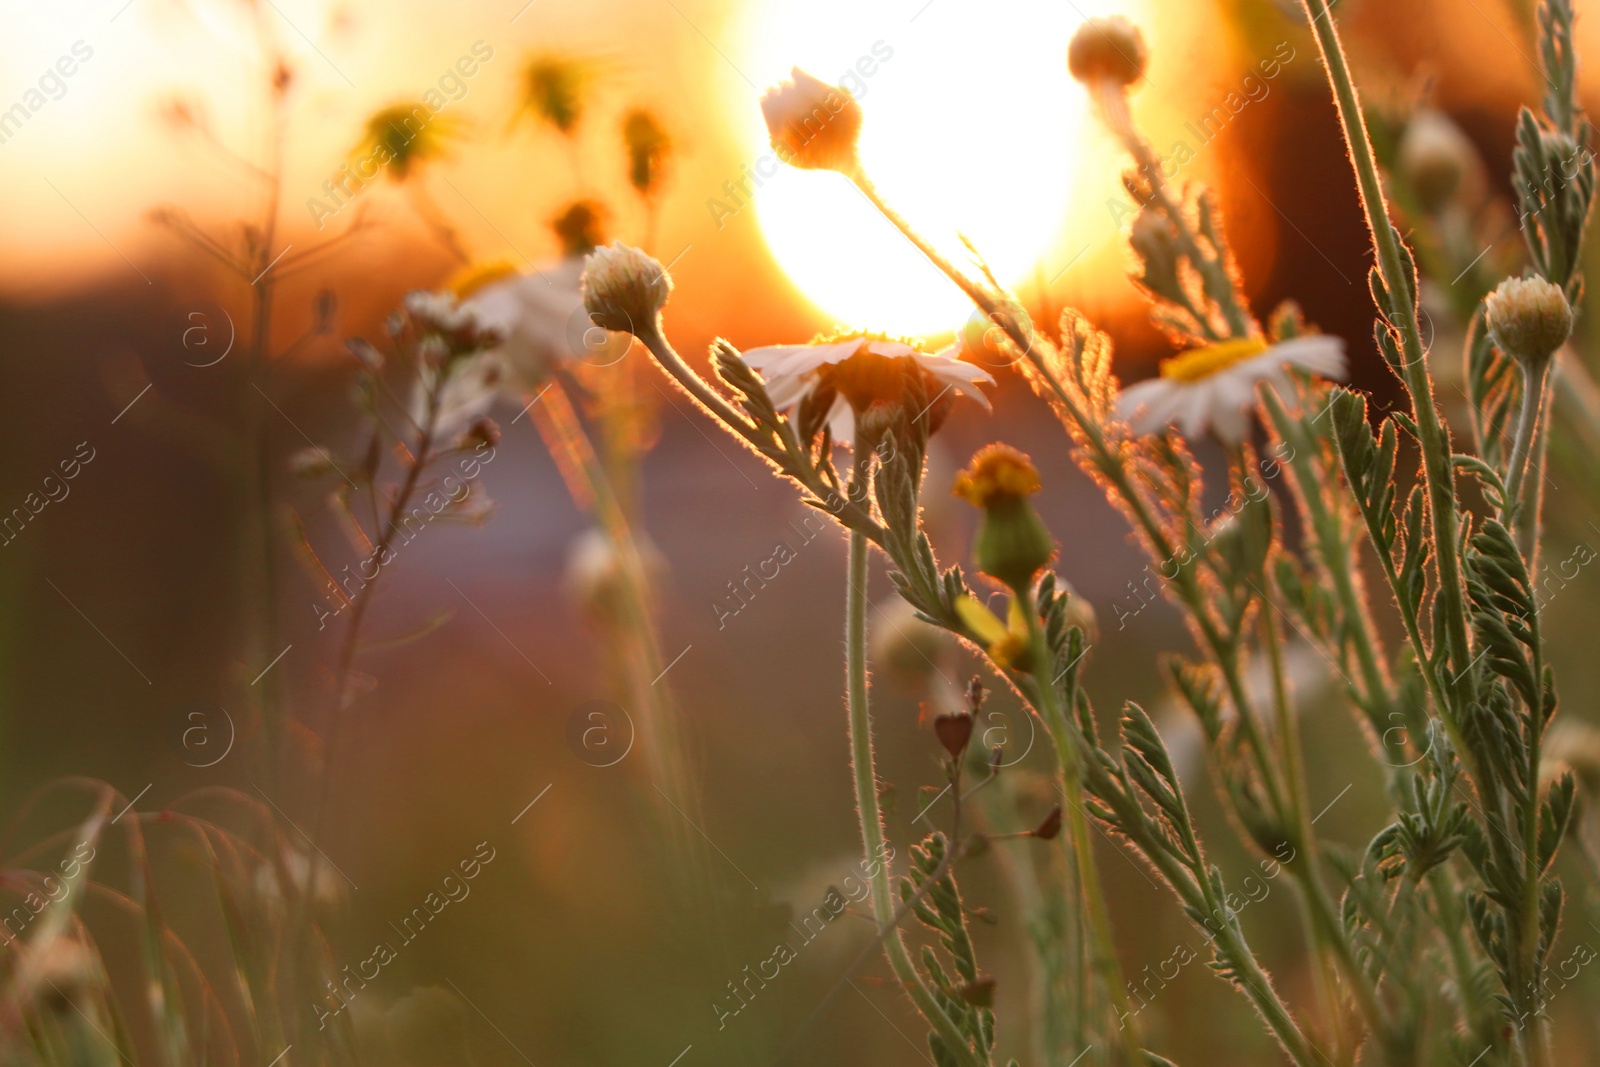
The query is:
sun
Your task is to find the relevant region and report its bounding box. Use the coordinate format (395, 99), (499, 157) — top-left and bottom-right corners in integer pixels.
(736, 0), (1149, 337)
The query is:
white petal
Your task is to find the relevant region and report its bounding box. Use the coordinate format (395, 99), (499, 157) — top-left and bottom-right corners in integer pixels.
(1270, 335), (1348, 380)
(740, 344), (812, 371)
(774, 341), (863, 378)
(827, 395), (855, 446)
(866, 339), (919, 358)
(919, 353), (997, 386)
(765, 374), (814, 411)
(1115, 377), (1173, 422)
(1209, 393), (1251, 444)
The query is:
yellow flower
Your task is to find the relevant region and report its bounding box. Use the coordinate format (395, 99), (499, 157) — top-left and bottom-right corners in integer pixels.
(952, 444), (1041, 507)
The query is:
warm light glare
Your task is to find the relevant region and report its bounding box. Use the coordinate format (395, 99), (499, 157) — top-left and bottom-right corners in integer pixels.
(738, 0), (1148, 337)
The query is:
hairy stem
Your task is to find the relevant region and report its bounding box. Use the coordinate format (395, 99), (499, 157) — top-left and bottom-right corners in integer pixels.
(1300, 0), (1475, 717)
(845, 530), (984, 1067)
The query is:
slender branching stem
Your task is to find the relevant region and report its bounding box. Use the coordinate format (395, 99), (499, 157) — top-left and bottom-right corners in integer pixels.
(845, 529), (985, 1067)
(1299, 0), (1475, 718)
(1017, 599), (1141, 1067)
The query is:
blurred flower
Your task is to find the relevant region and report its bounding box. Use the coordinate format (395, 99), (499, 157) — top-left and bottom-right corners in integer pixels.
(356, 104), (461, 181)
(451, 257), (586, 392)
(551, 199), (608, 257)
(582, 242), (671, 333)
(522, 55), (589, 135)
(1067, 17), (1148, 89)
(17, 935), (97, 1015)
(953, 444), (1054, 592)
(742, 334), (993, 446)
(760, 68), (862, 173)
(622, 108), (672, 198)
(1116, 335), (1347, 444)
(869, 595), (954, 687)
(564, 527), (665, 623)
(1485, 275), (1572, 369)
(1398, 109), (1478, 213)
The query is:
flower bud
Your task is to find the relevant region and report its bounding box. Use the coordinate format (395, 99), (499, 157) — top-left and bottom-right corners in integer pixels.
(1484, 275), (1572, 368)
(953, 445), (1054, 592)
(933, 711), (974, 759)
(1068, 17), (1148, 89)
(760, 68), (863, 173)
(1032, 804), (1063, 840)
(581, 243), (671, 336)
(1398, 109), (1475, 213)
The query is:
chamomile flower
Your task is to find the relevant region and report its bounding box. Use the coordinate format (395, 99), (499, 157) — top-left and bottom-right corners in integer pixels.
(741, 333), (995, 446)
(453, 258), (586, 392)
(1115, 334), (1346, 444)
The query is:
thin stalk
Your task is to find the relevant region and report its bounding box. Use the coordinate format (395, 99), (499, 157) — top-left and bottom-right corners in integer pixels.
(1091, 84), (1252, 339)
(845, 530), (984, 1067)
(1505, 360), (1552, 565)
(1300, 0), (1475, 717)
(1019, 601), (1142, 1067)
(1259, 605), (1345, 1058)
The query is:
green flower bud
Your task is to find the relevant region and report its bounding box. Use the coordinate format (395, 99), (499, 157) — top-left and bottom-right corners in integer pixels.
(953, 444), (1054, 592)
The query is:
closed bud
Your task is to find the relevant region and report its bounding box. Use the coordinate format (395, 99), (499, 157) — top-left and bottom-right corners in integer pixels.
(760, 68), (863, 173)
(957, 976), (996, 1007)
(1485, 275), (1572, 368)
(1398, 109), (1475, 213)
(1033, 804), (1063, 840)
(953, 445), (1054, 592)
(870, 596), (954, 687)
(581, 243), (671, 336)
(1068, 17), (1148, 89)
(933, 711), (974, 759)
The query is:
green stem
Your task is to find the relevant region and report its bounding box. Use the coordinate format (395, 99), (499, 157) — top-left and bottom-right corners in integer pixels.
(1300, 0), (1475, 718)
(845, 530), (984, 1067)
(1505, 360), (1552, 567)
(1020, 601), (1142, 1067)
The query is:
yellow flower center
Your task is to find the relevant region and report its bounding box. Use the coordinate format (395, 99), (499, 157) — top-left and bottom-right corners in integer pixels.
(1158, 337), (1269, 383)
(448, 261), (521, 299)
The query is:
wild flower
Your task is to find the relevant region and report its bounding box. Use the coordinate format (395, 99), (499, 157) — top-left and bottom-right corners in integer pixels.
(740, 333), (995, 446)
(1114, 333), (1347, 443)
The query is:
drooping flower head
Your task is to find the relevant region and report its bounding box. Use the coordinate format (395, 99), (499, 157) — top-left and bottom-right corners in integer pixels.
(741, 331), (994, 447)
(1116, 334), (1346, 444)
(760, 68), (863, 173)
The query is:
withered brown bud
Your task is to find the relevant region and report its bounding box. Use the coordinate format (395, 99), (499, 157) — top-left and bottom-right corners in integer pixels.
(933, 711), (974, 759)
(957, 976), (996, 1007)
(1033, 805), (1063, 841)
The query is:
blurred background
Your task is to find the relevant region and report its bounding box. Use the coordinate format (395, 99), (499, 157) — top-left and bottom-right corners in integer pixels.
(1, 0), (1598, 1064)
